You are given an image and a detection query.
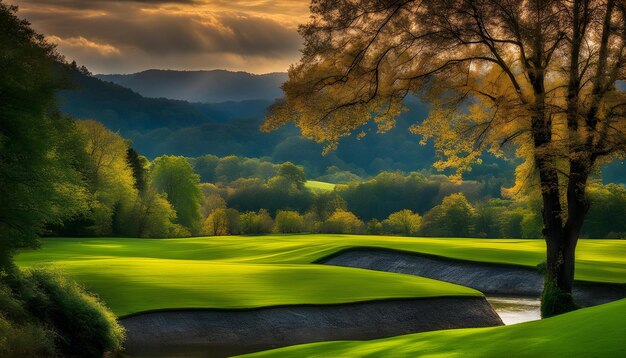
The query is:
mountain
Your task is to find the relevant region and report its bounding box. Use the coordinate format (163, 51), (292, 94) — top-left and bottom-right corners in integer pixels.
(60, 70), (212, 131)
(56, 68), (625, 185)
(58, 69), (293, 158)
(96, 69), (288, 103)
(58, 69), (517, 183)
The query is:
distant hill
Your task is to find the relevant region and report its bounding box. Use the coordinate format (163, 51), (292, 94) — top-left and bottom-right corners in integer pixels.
(59, 70), (212, 131)
(57, 69), (519, 186)
(57, 69), (625, 185)
(58, 69), (294, 158)
(96, 69), (288, 103)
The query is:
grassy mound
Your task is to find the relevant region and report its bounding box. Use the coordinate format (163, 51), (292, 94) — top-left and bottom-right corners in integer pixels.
(241, 298), (626, 358)
(17, 255), (479, 316)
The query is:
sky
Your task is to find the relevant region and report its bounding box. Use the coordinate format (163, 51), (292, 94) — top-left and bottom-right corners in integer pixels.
(12, 0), (310, 74)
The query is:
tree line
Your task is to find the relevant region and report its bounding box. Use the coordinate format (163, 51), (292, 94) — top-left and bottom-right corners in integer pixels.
(53, 137), (623, 239)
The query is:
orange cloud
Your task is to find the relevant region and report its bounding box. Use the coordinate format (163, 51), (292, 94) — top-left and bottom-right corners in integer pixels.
(12, 0), (310, 74)
(48, 35), (121, 56)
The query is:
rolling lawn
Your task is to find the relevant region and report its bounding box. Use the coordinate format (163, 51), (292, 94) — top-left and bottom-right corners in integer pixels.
(16, 257), (479, 316)
(15, 235), (626, 316)
(241, 298), (626, 358)
(18, 235), (626, 283)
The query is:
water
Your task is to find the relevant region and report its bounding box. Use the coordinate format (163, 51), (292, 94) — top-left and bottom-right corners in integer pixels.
(487, 296), (541, 325)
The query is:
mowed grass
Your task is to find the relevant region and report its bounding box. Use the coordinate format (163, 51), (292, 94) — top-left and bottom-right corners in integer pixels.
(242, 298), (626, 358)
(16, 236), (494, 316)
(305, 180), (336, 192)
(26, 257), (478, 316)
(18, 235), (626, 283)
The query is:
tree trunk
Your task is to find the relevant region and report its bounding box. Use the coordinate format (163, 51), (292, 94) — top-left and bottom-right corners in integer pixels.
(542, 230), (578, 318)
(541, 158), (589, 317)
(539, 184), (577, 317)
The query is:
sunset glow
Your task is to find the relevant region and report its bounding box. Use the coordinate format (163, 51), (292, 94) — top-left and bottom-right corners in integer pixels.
(13, 0), (309, 74)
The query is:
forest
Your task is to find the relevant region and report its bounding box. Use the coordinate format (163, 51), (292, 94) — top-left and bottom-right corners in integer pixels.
(1, 0), (625, 357)
(37, 126), (626, 239)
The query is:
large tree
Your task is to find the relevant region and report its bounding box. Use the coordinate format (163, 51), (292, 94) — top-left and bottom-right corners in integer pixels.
(0, 3), (87, 269)
(76, 120), (137, 235)
(151, 155), (202, 233)
(264, 0), (626, 317)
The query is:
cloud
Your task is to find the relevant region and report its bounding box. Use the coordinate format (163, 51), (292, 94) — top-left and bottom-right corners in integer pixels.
(48, 35), (120, 56)
(12, 0), (309, 74)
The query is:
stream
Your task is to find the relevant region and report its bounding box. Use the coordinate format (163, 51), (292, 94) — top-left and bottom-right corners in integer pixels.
(487, 296), (541, 325)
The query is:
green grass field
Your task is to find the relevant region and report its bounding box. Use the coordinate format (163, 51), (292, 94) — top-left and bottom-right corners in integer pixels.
(14, 234), (626, 355)
(305, 180), (336, 192)
(15, 235), (626, 316)
(18, 235), (626, 283)
(242, 298), (626, 358)
(18, 236), (502, 316)
(18, 257), (478, 316)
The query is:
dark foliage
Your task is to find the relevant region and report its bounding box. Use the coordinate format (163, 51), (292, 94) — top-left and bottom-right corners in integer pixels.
(3, 269), (124, 357)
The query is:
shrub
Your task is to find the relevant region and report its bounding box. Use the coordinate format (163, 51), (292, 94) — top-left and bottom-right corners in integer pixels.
(0, 314), (54, 357)
(239, 209), (274, 234)
(130, 190), (189, 238)
(382, 209), (422, 236)
(320, 209), (365, 234)
(274, 211), (305, 233)
(1, 268), (124, 357)
(23, 269), (125, 357)
(0, 281), (55, 357)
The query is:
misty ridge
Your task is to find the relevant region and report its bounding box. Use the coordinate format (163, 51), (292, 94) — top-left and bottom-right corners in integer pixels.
(58, 67), (448, 178)
(96, 69), (288, 103)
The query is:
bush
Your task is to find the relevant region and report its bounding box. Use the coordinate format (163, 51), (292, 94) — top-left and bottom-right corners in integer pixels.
(320, 209), (365, 234)
(274, 211), (305, 233)
(1, 268), (124, 357)
(0, 281), (55, 357)
(203, 208), (240, 235)
(24, 269), (125, 357)
(0, 314), (54, 357)
(239, 209), (274, 234)
(382, 209), (422, 236)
